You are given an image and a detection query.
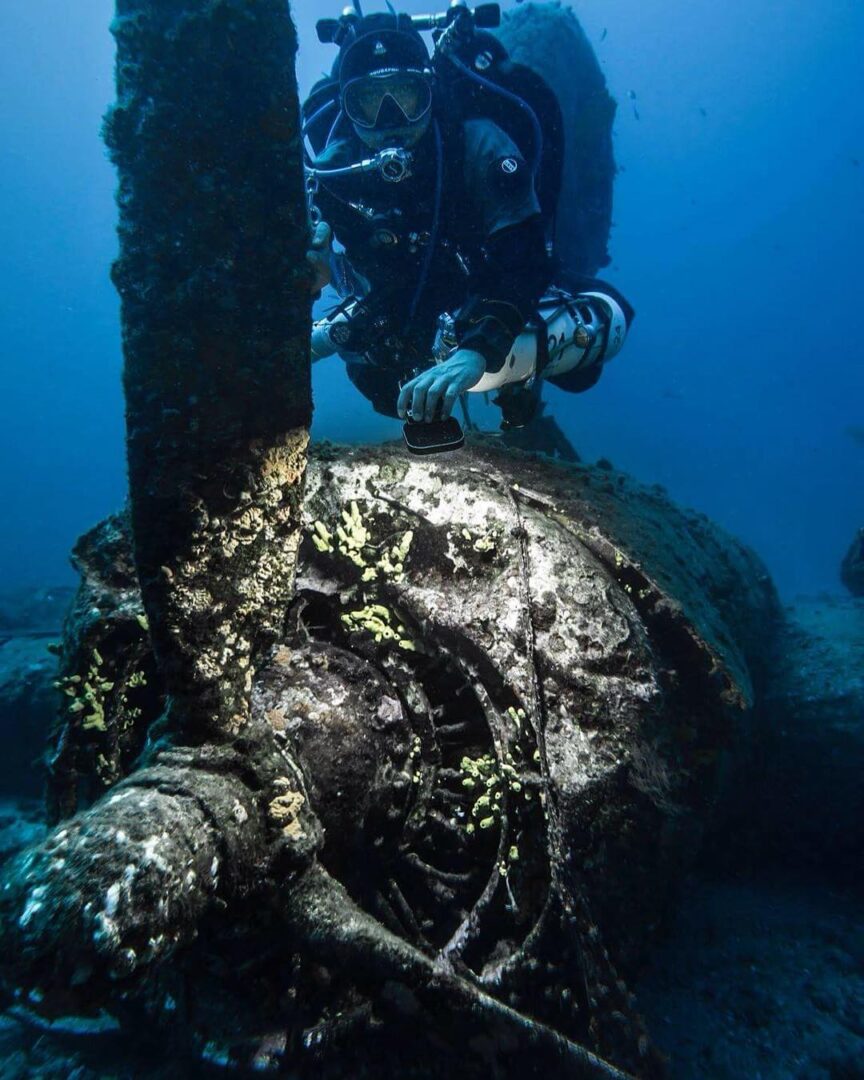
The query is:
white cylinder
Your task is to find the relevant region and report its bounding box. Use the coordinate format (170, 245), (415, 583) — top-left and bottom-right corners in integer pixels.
(467, 298), (593, 392)
(543, 303), (592, 379)
(311, 310), (351, 361)
(468, 328), (539, 392)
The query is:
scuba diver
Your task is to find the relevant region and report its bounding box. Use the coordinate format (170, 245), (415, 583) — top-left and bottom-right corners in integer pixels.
(304, 2), (633, 452)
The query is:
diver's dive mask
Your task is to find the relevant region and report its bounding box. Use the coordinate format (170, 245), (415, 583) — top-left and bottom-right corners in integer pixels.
(342, 69), (433, 132)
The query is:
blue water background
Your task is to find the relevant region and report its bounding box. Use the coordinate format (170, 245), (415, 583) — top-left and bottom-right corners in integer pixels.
(0, 0), (861, 598)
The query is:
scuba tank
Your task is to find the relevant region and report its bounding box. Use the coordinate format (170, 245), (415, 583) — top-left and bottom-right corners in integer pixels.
(469, 291), (628, 391)
(312, 288), (630, 387)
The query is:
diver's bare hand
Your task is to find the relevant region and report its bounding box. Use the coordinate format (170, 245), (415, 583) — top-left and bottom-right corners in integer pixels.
(397, 349), (486, 422)
(306, 221), (332, 294)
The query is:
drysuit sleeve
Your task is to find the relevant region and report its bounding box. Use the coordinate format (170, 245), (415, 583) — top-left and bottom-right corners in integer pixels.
(454, 120), (550, 372)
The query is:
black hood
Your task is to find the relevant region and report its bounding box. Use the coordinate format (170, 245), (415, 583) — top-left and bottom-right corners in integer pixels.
(338, 13), (431, 88)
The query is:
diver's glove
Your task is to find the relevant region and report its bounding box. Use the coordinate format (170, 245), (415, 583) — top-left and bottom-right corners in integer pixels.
(397, 349), (486, 423)
(306, 221), (333, 296)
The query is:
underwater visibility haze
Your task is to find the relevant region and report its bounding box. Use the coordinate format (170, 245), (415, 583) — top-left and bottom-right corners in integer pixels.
(0, 0), (862, 597)
(0, 2), (862, 1079)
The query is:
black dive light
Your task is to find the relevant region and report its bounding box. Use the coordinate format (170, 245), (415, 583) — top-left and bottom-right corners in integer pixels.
(317, 3), (500, 44)
(403, 416), (465, 455)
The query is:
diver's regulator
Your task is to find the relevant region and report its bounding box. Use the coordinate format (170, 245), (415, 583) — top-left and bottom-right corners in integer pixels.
(306, 146), (415, 186)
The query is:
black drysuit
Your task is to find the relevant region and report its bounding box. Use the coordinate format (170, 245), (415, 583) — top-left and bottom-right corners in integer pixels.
(312, 117), (552, 417)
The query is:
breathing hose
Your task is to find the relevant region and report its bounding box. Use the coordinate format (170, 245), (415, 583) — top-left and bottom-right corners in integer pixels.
(407, 119), (444, 324)
(444, 52), (544, 178)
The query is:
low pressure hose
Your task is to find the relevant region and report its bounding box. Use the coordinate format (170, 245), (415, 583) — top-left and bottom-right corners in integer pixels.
(302, 97), (338, 137)
(407, 119), (444, 324)
(325, 107), (345, 148)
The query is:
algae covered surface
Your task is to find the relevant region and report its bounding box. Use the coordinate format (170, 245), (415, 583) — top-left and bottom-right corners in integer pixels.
(0, 0), (860, 1075)
(0, 438), (784, 1076)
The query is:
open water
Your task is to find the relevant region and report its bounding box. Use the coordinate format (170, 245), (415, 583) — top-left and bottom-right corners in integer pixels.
(0, 3), (861, 1078)
(0, 0), (862, 597)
